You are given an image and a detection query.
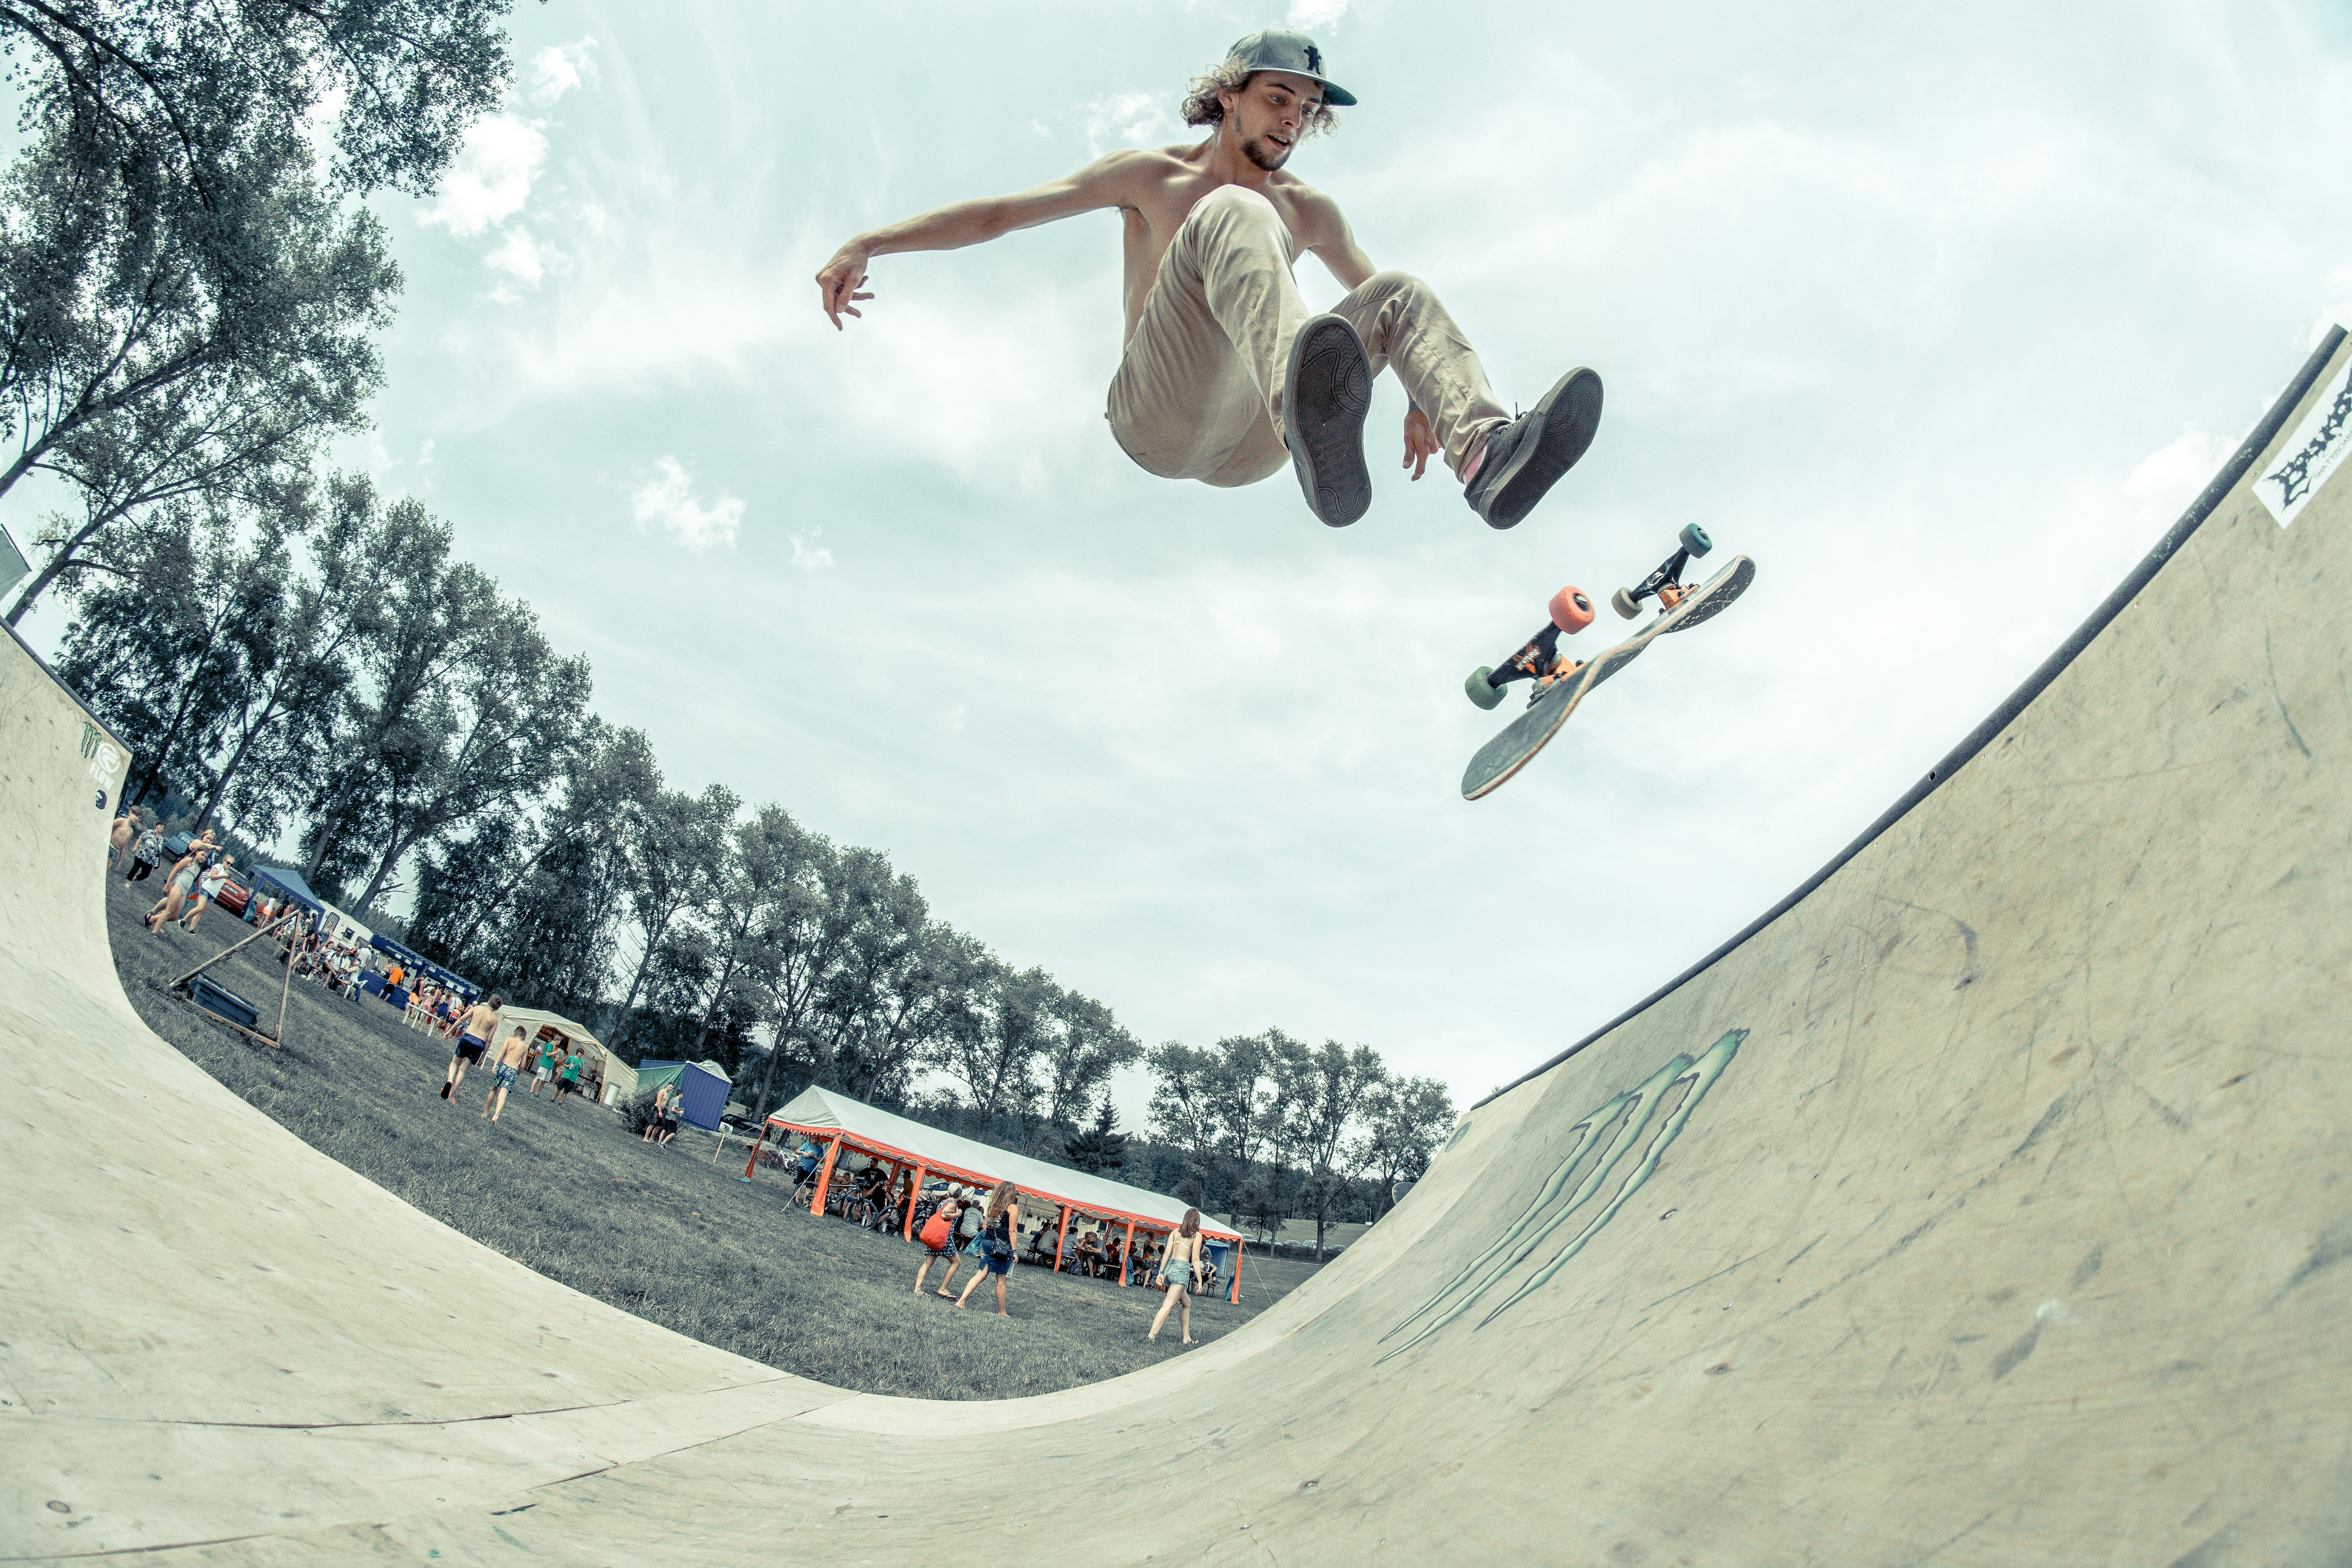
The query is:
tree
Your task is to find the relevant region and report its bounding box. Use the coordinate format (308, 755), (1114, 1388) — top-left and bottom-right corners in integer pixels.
(0, 0), (516, 622)
(693, 804), (808, 1071)
(53, 496), (282, 811)
(0, 126), (392, 622)
(608, 781), (739, 1046)
(1355, 1075), (1456, 1218)
(1038, 989), (1142, 1132)
(1146, 1040), (1224, 1208)
(738, 816), (851, 1121)
(187, 471), (388, 836)
(1275, 1040), (1386, 1259)
(1064, 1096), (1130, 1174)
(937, 961), (1055, 1132)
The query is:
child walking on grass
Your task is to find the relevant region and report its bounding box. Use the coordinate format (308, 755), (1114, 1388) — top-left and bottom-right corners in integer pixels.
(913, 1187), (969, 1298)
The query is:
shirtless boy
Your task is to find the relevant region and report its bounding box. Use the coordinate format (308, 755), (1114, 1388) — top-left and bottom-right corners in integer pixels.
(815, 29), (1600, 532)
(482, 1026), (529, 1124)
(441, 992), (503, 1100)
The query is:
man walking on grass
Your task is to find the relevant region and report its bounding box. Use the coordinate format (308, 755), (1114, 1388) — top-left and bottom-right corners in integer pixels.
(814, 29), (1601, 532)
(481, 1026), (529, 1125)
(441, 993), (503, 1101)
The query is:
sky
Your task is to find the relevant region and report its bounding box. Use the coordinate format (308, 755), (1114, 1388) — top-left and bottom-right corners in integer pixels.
(16, 0), (2352, 1126)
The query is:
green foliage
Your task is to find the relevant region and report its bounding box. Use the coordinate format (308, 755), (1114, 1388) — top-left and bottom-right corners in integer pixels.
(1063, 1096), (1130, 1174)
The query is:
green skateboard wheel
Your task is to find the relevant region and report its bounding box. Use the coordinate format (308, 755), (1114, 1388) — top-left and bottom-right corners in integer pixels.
(1680, 522), (1712, 557)
(1465, 667), (1505, 710)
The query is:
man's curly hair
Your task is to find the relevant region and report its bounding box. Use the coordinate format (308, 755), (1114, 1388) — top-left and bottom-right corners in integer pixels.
(1180, 53), (1341, 140)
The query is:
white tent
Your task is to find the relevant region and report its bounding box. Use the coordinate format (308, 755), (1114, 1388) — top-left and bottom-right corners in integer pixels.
(758, 1085), (1247, 1298)
(497, 1007), (631, 1103)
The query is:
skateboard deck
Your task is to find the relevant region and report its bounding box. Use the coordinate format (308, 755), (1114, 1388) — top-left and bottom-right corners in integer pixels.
(1461, 554), (1755, 800)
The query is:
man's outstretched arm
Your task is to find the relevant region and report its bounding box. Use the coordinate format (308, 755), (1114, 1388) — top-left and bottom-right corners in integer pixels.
(815, 152), (1145, 329)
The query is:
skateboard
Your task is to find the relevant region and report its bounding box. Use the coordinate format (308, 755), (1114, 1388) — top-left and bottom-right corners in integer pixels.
(1459, 524), (1755, 800)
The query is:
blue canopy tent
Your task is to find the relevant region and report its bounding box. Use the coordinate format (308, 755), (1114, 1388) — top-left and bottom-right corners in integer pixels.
(635, 1060), (731, 1131)
(250, 867), (325, 918)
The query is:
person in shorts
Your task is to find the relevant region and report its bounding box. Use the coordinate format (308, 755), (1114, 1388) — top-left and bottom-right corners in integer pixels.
(1148, 1207), (1210, 1345)
(554, 1049), (583, 1104)
(481, 1027), (529, 1125)
(530, 1041), (553, 1095)
(953, 1179), (1025, 1316)
(178, 855), (233, 933)
(440, 993), (503, 1100)
(913, 1187), (969, 1298)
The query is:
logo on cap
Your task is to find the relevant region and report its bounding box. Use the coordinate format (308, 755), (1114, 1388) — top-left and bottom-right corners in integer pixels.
(1303, 43), (1323, 74)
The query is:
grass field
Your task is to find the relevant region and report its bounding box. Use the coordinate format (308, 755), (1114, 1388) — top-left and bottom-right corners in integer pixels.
(102, 871), (1322, 1400)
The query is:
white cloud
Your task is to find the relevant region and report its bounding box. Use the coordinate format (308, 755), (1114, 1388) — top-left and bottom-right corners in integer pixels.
(421, 113), (550, 237)
(630, 458), (744, 550)
(1287, 0), (1350, 29)
(2123, 429), (2232, 523)
(527, 39), (598, 106)
(2318, 263), (2352, 348)
(788, 528), (834, 569)
(1081, 90), (1178, 156)
(485, 228), (545, 287)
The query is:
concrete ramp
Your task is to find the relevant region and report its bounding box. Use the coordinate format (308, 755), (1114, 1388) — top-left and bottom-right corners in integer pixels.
(5, 330), (2348, 1566)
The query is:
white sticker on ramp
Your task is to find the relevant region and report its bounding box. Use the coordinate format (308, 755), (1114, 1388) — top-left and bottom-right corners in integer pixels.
(2254, 343), (2352, 527)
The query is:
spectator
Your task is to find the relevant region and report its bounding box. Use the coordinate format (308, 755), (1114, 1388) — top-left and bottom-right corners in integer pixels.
(1148, 1207), (1209, 1346)
(1024, 1222), (1061, 1267)
(1073, 1227), (1105, 1278)
(1104, 1232), (1128, 1281)
(439, 992), (504, 1101)
(107, 808), (138, 871)
(848, 1162), (889, 1224)
(554, 1048), (583, 1104)
(125, 818), (164, 882)
(144, 848), (206, 933)
(641, 1083), (672, 1143)
(481, 1027), (530, 1125)
(178, 855), (234, 933)
(657, 1085), (682, 1145)
(913, 1187), (969, 1297)
(954, 1179), (1025, 1317)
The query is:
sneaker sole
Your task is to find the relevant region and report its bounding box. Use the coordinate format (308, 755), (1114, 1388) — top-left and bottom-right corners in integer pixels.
(1283, 315), (1374, 527)
(1481, 367), (1604, 530)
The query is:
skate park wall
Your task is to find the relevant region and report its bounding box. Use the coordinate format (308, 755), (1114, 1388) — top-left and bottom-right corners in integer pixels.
(2, 328), (2347, 1565)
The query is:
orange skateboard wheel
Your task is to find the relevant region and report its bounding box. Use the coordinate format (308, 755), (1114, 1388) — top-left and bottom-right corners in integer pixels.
(1548, 586), (1595, 634)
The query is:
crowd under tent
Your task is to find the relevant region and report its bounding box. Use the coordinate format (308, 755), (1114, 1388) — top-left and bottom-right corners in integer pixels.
(750, 1085), (1249, 1303)
(496, 1008), (629, 1103)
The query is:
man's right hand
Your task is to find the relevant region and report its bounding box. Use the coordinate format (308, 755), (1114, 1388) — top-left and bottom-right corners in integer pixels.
(815, 242), (875, 330)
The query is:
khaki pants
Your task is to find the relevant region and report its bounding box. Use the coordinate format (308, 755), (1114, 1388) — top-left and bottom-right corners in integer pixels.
(1107, 184), (1510, 488)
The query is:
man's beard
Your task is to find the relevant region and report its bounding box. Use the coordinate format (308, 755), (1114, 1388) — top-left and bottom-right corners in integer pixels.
(1240, 134), (1290, 171)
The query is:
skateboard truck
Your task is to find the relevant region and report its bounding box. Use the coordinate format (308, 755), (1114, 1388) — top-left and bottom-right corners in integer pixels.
(1610, 524), (1713, 620)
(1464, 586), (1596, 711)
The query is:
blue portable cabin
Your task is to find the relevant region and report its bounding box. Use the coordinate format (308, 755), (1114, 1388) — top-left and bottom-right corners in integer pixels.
(634, 1059), (731, 1131)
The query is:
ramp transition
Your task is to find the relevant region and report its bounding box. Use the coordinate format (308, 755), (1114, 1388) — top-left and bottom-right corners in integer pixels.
(4, 330), (2348, 1565)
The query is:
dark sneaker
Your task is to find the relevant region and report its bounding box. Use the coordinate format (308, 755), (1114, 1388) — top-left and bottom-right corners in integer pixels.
(1282, 313), (1373, 527)
(1463, 367), (1603, 529)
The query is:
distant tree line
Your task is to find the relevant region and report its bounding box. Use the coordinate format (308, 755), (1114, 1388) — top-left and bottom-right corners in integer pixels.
(7, 0), (1455, 1253)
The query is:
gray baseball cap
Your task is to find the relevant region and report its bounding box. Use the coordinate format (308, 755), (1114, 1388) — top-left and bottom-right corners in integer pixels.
(1227, 29), (1356, 107)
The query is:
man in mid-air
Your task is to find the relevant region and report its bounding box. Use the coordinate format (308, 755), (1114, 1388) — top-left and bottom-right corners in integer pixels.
(815, 29), (1600, 531)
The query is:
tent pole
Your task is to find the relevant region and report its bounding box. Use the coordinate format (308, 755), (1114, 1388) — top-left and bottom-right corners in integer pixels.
(741, 1123), (768, 1182)
(903, 1164), (927, 1241)
(809, 1134), (842, 1216)
(1120, 1217), (1135, 1287)
(1053, 1204), (1071, 1272)
(1230, 1237), (1244, 1304)
(269, 926), (295, 1046)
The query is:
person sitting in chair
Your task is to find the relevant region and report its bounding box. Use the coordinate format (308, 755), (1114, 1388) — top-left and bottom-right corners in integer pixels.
(1073, 1228), (1106, 1278)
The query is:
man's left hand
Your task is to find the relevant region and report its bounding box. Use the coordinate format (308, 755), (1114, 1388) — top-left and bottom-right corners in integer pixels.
(1402, 407), (1439, 481)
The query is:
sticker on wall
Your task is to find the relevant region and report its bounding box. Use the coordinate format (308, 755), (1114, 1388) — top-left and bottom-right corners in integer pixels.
(1379, 1029), (1744, 1362)
(2254, 343), (2352, 528)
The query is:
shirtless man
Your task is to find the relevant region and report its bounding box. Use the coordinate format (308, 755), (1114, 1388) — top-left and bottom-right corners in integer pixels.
(815, 29), (1600, 532)
(441, 992), (503, 1101)
(482, 1026), (530, 1124)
